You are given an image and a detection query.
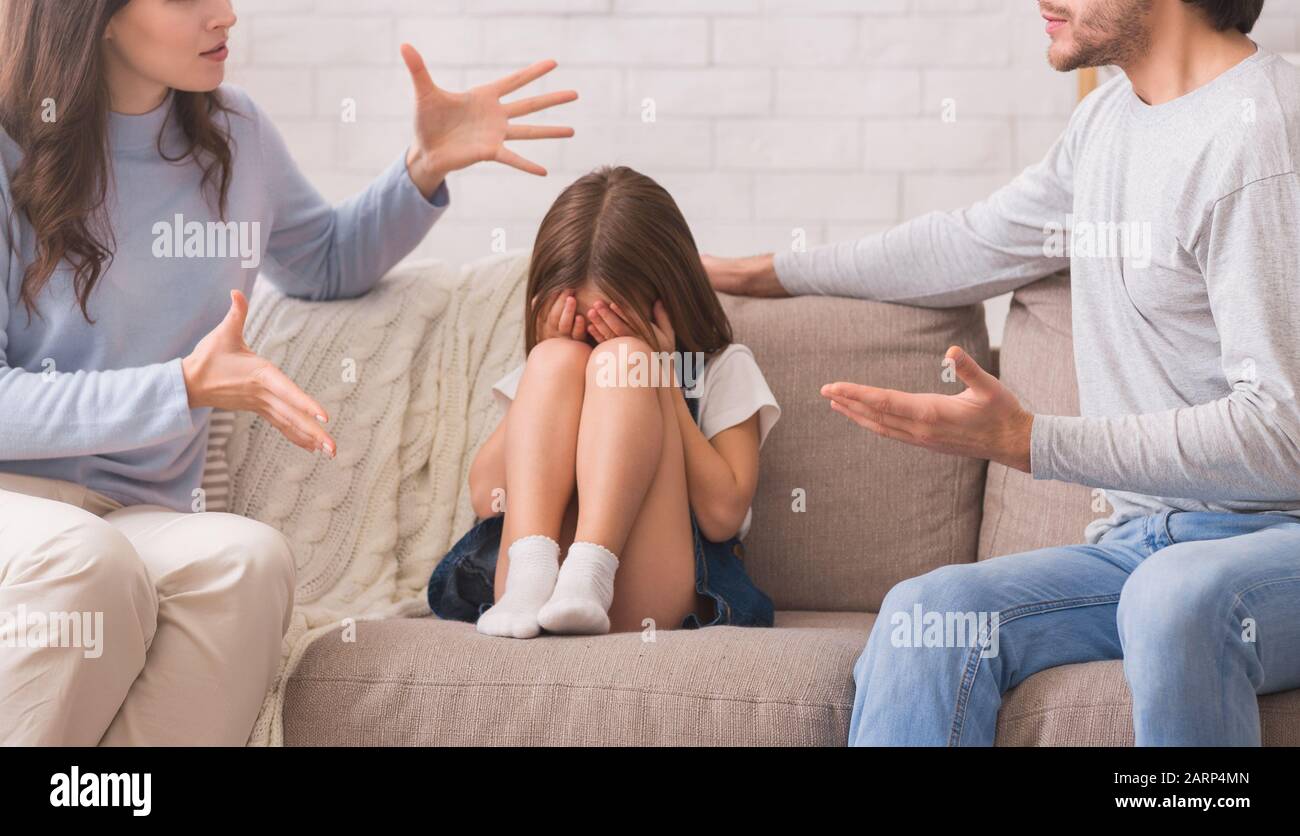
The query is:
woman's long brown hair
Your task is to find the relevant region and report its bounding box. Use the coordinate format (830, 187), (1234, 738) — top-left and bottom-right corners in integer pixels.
(0, 0), (236, 325)
(525, 166), (733, 358)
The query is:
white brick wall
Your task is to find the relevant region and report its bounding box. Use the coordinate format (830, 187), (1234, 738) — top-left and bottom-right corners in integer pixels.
(227, 0), (1300, 344)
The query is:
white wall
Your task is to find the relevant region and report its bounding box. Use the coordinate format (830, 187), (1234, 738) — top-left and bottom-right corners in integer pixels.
(227, 0), (1300, 345)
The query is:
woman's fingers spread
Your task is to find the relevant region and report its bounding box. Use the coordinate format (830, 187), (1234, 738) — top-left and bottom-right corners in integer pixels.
(571, 314), (586, 341)
(503, 90), (579, 119)
(399, 43), (437, 99)
(495, 147), (547, 176)
(505, 123), (575, 141)
(491, 59), (558, 97)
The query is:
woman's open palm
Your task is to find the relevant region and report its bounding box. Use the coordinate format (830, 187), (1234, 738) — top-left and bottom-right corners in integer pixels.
(400, 43), (577, 179)
(182, 290), (337, 458)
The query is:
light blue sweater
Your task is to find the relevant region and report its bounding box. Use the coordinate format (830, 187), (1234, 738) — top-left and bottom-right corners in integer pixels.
(0, 85), (449, 511)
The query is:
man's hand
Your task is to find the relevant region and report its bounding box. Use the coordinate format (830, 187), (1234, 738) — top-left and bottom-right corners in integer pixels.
(702, 253), (790, 298)
(821, 346), (1034, 472)
(400, 44), (577, 198)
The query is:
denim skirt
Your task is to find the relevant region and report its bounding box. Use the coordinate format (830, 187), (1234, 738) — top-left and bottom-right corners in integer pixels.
(426, 510), (775, 629)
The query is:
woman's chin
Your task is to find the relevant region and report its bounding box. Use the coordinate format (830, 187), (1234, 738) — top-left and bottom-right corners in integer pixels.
(172, 70), (226, 94)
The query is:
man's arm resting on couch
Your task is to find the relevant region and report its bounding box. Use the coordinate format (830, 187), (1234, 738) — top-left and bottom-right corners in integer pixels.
(711, 125), (1079, 305)
(773, 132), (1075, 307)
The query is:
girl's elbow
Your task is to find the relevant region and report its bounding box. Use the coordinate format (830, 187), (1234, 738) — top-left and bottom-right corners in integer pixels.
(695, 500), (746, 542)
(469, 480), (505, 520)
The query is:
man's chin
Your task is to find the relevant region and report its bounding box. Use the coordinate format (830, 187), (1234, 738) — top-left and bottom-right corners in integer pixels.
(1047, 41), (1090, 73)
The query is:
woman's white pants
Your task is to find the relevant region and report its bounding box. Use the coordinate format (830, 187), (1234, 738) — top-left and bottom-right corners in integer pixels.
(0, 472), (295, 745)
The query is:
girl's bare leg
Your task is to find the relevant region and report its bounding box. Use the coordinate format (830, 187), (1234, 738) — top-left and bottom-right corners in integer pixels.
(539, 336), (697, 634)
(478, 339), (589, 638)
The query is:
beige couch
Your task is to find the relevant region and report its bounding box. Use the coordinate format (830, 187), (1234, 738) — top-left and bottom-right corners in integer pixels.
(278, 270), (1300, 746)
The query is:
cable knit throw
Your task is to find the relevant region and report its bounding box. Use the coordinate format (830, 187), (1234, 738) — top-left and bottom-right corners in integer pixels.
(208, 253), (527, 746)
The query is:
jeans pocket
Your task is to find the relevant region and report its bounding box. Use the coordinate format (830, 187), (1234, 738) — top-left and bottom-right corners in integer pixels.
(1161, 509), (1180, 546)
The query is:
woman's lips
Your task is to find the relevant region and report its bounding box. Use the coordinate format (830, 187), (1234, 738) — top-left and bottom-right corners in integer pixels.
(201, 42), (229, 62)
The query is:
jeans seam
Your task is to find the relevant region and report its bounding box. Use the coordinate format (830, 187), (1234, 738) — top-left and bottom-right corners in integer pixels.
(948, 593), (1123, 746)
(1231, 574), (1300, 607)
(1233, 576), (1300, 702)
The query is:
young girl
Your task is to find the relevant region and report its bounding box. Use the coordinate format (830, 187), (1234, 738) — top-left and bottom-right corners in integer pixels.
(0, 0), (573, 745)
(428, 166), (781, 638)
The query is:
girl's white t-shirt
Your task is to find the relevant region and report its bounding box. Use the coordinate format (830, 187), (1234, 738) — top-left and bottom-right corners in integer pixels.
(490, 343), (781, 539)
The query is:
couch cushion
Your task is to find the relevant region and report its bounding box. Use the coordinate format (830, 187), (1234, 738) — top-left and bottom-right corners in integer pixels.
(997, 659), (1300, 746)
(283, 611), (872, 746)
(283, 610), (1300, 746)
(720, 294), (990, 611)
(978, 272), (1107, 559)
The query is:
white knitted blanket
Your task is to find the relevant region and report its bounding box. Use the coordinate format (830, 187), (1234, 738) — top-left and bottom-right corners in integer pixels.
(214, 253), (527, 746)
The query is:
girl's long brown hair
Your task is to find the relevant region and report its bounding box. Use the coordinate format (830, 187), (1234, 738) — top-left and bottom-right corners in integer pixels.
(0, 0), (236, 325)
(525, 166), (733, 357)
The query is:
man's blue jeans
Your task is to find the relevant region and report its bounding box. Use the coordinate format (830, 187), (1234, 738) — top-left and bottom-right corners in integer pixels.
(849, 510), (1300, 745)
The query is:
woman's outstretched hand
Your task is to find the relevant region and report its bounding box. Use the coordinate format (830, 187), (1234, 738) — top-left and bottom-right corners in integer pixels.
(400, 43), (577, 198)
(182, 290), (337, 458)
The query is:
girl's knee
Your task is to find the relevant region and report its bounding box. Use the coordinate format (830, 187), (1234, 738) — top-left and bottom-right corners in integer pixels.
(586, 336), (660, 384)
(525, 336), (592, 378)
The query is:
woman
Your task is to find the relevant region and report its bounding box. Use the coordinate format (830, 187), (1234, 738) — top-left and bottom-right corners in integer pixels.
(427, 167), (780, 638)
(0, 0), (574, 745)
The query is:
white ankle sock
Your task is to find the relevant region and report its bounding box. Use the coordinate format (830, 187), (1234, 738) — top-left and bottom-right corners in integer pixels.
(476, 534), (560, 639)
(537, 540), (619, 635)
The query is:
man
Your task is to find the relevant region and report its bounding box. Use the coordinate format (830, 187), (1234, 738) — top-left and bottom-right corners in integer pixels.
(707, 0), (1300, 745)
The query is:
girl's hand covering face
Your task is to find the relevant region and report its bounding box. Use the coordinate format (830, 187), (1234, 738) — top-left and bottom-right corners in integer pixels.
(587, 300), (675, 355)
(536, 291), (588, 342)
(587, 300), (680, 388)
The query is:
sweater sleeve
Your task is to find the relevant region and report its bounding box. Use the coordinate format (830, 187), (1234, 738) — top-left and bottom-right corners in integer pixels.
(1030, 173), (1300, 501)
(0, 196), (195, 460)
(772, 125), (1077, 307)
(245, 91), (451, 302)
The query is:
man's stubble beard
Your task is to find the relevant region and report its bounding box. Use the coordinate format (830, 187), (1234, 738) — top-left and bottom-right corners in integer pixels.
(1047, 0), (1154, 72)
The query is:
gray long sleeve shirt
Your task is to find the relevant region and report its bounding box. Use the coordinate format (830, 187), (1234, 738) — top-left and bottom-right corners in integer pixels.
(775, 45), (1300, 543)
